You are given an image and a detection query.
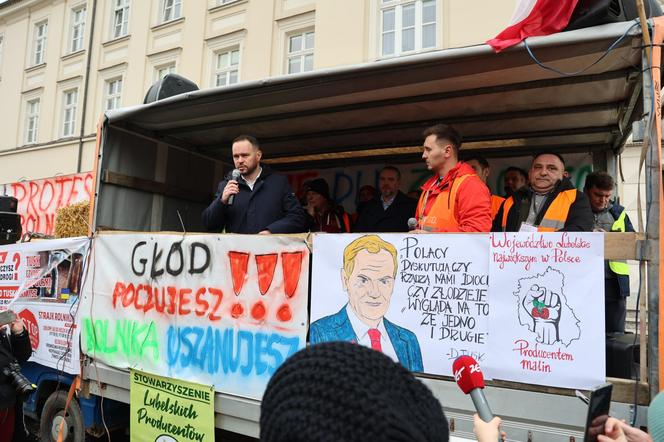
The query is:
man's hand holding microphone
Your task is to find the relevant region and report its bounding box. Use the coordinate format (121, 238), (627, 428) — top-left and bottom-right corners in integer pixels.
(221, 169), (242, 205)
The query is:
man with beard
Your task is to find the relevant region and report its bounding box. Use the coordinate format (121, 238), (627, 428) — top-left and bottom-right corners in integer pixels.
(202, 135), (307, 234)
(492, 152), (592, 232)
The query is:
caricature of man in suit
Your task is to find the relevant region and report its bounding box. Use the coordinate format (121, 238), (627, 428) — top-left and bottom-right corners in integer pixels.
(310, 235), (423, 372)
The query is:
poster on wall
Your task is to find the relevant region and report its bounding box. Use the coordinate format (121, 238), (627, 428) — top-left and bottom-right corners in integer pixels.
(130, 369), (214, 442)
(310, 233), (491, 377)
(0, 237), (89, 374)
(487, 232), (605, 389)
(80, 232), (310, 400)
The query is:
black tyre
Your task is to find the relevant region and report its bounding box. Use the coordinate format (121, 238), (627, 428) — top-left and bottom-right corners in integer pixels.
(39, 390), (85, 442)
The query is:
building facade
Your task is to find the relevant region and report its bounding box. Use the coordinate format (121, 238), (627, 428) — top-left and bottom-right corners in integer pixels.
(0, 0), (515, 183)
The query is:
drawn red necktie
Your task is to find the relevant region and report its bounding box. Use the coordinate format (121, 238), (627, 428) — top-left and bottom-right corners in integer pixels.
(368, 328), (382, 352)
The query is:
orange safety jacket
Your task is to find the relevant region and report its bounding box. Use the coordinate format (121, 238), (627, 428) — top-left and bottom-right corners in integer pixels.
(500, 189), (577, 232)
(490, 194), (505, 220)
(417, 175), (470, 231)
(341, 212), (351, 233)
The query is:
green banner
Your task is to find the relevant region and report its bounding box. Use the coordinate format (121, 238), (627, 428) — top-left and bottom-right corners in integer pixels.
(130, 369), (215, 442)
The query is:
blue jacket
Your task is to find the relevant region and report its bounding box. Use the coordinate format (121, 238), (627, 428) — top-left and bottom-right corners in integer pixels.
(202, 167), (308, 234)
(310, 305), (424, 372)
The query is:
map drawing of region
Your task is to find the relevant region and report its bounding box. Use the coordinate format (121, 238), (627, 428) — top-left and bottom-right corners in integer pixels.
(514, 267), (581, 347)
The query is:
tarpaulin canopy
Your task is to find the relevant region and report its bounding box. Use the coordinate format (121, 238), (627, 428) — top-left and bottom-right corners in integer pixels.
(104, 21), (646, 169)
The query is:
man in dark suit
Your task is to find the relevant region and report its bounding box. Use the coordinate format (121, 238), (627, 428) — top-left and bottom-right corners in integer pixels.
(354, 166), (418, 232)
(201, 135), (307, 234)
(310, 235), (423, 372)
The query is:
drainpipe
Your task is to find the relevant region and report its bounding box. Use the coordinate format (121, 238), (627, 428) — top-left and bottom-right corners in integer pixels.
(76, 0), (98, 173)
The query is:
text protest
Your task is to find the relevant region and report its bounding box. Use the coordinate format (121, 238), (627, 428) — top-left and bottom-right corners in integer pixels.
(0, 237), (89, 374)
(130, 369), (214, 442)
(488, 232), (604, 389)
(311, 232), (605, 389)
(1, 172), (94, 236)
(311, 234), (490, 377)
(80, 233), (309, 399)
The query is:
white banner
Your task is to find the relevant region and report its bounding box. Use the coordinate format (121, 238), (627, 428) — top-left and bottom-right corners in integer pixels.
(12, 300), (81, 374)
(0, 237), (89, 374)
(311, 232), (606, 389)
(80, 233), (309, 400)
(311, 233), (491, 376)
(487, 232), (605, 389)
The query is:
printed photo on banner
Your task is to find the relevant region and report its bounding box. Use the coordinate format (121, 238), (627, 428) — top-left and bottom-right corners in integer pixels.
(130, 369), (214, 442)
(0, 237), (89, 374)
(311, 233), (491, 377)
(80, 233), (309, 399)
(487, 232), (605, 389)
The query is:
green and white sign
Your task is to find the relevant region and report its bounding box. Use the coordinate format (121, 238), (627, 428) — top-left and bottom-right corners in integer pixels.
(130, 369), (214, 442)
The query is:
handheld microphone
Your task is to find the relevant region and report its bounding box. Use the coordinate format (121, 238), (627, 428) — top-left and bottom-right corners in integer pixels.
(407, 217), (418, 231)
(228, 169), (241, 206)
(452, 355), (494, 423)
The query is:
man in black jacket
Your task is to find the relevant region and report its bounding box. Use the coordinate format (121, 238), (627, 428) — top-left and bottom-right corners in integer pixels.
(354, 166), (417, 233)
(0, 313), (32, 440)
(492, 152), (593, 232)
(202, 135), (307, 234)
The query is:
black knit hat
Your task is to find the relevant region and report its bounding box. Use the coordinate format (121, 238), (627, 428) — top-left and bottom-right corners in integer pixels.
(260, 342), (449, 442)
(304, 178), (332, 201)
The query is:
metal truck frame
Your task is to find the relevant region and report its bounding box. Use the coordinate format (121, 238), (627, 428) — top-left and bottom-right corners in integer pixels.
(23, 18), (664, 442)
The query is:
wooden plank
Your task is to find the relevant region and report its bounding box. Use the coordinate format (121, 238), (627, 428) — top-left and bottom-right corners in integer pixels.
(102, 169), (211, 205)
(417, 374), (650, 405)
(604, 232), (642, 260)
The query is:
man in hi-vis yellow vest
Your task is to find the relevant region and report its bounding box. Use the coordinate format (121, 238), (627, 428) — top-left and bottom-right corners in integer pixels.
(584, 171), (635, 333)
(492, 152), (593, 233)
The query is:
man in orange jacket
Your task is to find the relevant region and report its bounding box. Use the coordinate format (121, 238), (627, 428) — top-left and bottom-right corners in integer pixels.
(465, 154), (505, 220)
(414, 124), (492, 232)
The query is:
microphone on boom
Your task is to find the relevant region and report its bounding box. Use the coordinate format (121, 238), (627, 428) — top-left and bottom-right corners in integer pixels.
(228, 169), (241, 206)
(407, 217), (418, 231)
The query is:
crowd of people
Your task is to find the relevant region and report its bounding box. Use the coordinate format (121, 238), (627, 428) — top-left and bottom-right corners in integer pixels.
(202, 124), (633, 334)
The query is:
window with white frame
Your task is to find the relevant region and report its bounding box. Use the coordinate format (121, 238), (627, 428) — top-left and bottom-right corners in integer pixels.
(62, 89), (78, 137)
(214, 48), (239, 87)
(286, 30), (314, 75)
(112, 0), (130, 39)
(162, 0), (182, 23)
(25, 98), (40, 144)
(33, 21), (48, 65)
(105, 78), (123, 111)
(155, 63), (176, 81)
(219, 0), (240, 5)
(70, 6), (86, 52)
(0, 35), (4, 71)
(380, 0), (436, 57)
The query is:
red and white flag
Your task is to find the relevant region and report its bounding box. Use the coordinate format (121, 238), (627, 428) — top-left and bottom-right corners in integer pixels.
(487, 0), (580, 52)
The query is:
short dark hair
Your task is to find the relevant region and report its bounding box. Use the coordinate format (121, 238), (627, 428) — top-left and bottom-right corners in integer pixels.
(232, 134), (260, 149)
(505, 166), (528, 180)
(422, 124), (462, 157)
(380, 165), (401, 180)
(464, 155), (489, 170)
(584, 171), (614, 191)
(532, 151), (565, 166)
